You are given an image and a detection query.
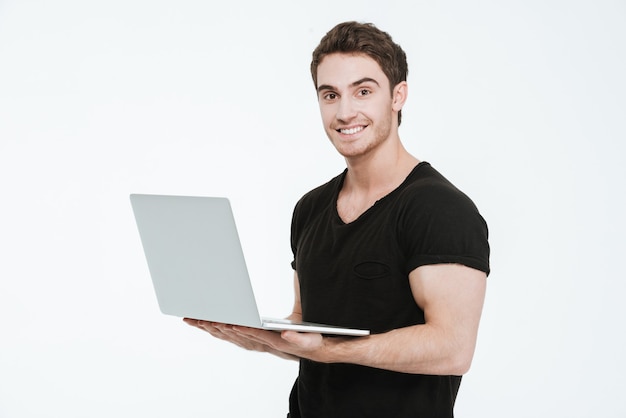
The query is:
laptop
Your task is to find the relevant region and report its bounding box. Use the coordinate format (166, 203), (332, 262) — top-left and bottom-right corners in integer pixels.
(129, 194), (369, 337)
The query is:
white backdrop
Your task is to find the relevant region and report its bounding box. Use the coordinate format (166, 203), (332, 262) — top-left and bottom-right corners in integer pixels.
(1, 1), (625, 417)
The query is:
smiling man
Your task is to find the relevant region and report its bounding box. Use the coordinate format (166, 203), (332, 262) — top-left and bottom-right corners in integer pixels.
(316, 54), (401, 162)
(186, 21), (490, 417)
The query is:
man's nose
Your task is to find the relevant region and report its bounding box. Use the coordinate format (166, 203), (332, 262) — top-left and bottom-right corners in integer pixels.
(336, 97), (358, 122)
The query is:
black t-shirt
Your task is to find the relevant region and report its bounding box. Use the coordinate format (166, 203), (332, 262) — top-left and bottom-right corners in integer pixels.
(289, 162), (490, 418)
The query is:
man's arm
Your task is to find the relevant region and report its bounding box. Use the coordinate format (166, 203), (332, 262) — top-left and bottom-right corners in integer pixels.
(232, 263), (486, 375)
(325, 263), (486, 375)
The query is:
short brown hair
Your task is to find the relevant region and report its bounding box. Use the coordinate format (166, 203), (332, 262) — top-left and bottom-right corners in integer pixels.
(310, 21), (409, 125)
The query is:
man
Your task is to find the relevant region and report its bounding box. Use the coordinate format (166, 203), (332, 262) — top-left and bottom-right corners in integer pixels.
(185, 21), (490, 417)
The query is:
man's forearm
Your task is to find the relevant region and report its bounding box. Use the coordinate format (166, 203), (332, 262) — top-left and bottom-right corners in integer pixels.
(322, 323), (477, 376)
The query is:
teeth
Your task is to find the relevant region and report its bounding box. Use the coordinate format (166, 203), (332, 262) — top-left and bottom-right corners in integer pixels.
(340, 126), (364, 135)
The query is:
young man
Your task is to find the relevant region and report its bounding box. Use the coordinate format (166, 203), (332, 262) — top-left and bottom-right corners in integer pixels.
(186, 21), (490, 417)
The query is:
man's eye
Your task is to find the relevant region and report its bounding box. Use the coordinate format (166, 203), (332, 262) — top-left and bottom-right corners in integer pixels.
(324, 93), (337, 100)
(359, 89), (371, 96)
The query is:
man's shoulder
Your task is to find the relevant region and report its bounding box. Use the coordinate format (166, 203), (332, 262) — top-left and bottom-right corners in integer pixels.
(400, 162), (480, 212)
(402, 162), (456, 194)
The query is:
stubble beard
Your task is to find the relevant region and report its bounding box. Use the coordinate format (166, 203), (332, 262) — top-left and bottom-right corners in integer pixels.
(328, 116), (393, 160)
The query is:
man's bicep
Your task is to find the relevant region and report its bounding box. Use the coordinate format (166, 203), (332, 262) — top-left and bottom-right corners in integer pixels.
(409, 264), (486, 336)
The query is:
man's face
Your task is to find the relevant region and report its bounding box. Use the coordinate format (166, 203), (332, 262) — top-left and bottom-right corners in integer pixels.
(316, 53), (400, 160)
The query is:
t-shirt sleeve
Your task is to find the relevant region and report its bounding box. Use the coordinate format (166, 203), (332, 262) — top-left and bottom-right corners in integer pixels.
(399, 184), (490, 276)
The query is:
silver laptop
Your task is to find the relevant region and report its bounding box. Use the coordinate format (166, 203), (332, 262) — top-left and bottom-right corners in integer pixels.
(130, 194), (369, 337)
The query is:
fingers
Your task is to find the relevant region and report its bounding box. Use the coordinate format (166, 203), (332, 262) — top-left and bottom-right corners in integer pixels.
(184, 318), (226, 340)
(184, 319), (270, 352)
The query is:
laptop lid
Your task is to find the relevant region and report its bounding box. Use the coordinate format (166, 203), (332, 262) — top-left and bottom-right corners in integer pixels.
(130, 194), (264, 328)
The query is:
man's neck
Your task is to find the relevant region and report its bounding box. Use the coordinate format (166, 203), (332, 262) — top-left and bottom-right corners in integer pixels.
(337, 141), (419, 223)
(343, 142), (419, 195)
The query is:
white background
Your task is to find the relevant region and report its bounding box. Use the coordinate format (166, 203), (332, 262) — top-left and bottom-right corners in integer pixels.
(1, 1), (625, 416)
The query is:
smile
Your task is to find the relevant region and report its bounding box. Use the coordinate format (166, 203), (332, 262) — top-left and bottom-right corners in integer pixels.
(338, 126), (366, 135)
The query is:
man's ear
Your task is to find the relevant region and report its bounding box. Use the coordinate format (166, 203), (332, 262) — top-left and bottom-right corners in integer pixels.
(392, 81), (408, 112)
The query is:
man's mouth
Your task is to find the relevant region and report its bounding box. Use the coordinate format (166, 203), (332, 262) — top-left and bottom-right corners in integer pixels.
(337, 126), (366, 135)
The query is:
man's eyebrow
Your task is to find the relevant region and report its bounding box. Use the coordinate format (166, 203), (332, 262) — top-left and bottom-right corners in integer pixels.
(316, 77), (381, 94)
(317, 84), (336, 93)
(351, 77), (380, 88)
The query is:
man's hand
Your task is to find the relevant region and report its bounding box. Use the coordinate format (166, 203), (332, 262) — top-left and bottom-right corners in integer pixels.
(233, 325), (328, 360)
(183, 318), (321, 361)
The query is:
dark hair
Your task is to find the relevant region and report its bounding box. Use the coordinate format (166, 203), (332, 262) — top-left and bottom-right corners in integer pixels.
(310, 21), (408, 125)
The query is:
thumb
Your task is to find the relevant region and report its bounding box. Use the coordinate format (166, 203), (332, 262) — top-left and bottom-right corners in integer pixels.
(281, 330), (304, 343)
(281, 330), (323, 349)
